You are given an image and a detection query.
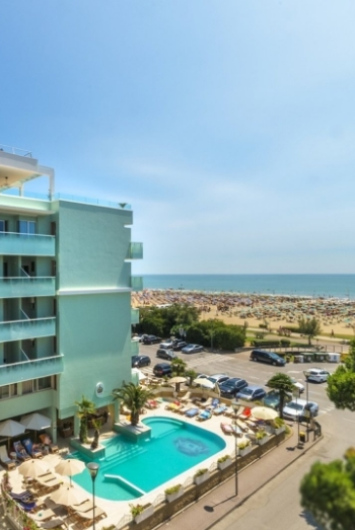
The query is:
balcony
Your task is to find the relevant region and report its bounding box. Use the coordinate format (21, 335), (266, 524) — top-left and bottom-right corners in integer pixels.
(0, 232), (55, 256)
(130, 276), (143, 292)
(0, 317), (56, 342)
(0, 354), (64, 386)
(131, 308), (139, 325)
(0, 277), (56, 298)
(131, 340), (139, 355)
(126, 242), (143, 260)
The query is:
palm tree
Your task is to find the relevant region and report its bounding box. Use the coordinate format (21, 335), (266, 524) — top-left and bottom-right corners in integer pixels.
(113, 383), (154, 426)
(171, 358), (187, 376)
(266, 373), (295, 419)
(75, 396), (96, 443)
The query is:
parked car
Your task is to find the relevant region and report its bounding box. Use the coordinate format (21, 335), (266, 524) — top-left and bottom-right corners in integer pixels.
(219, 378), (249, 398)
(304, 368), (330, 383)
(283, 398), (319, 421)
(207, 374), (231, 385)
(236, 385), (266, 401)
(181, 344), (204, 354)
(143, 335), (162, 345)
(153, 363), (172, 377)
(263, 389), (292, 410)
(131, 355), (151, 368)
(290, 377), (305, 394)
(160, 339), (175, 349)
(172, 341), (188, 351)
(250, 349), (286, 366)
(156, 348), (177, 360)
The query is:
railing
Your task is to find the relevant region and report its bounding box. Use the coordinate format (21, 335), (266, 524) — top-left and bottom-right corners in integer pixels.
(131, 308), (140, 325)
(0, 354), (64, 386)
(127, 242), (143, 260)
(0, 277), (56, 298)
(0, 232), (55, 256)
(0, 144), (32, 157)
(131, 340), (139, 355)
(0, 316), (56, 342)
(131, 276), (143, 292)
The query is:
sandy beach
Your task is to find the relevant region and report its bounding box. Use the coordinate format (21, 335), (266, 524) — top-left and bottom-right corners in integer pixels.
(132, 289), (355, 337)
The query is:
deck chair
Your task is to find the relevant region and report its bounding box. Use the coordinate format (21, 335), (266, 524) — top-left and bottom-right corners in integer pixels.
(239, 407), (252, 420)
(39, 434), (59, 453)
(23, 438), (42, 458)
(13, 441), (31, 461)
(0, 445), (16, 470)
(197, 409), (212, 421)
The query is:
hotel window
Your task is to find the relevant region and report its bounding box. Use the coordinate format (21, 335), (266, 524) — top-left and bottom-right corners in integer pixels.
(0, 386), (10, 399)
(37, 377), (52, 390)
(18, 220), (36, 234)
(0, 220), (6, 232)
(22, 380), (34, 394)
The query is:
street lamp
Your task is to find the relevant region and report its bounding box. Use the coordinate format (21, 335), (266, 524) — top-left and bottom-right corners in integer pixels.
(232, 400), (241, 496)
(303, 370), (310, 441)
(87, 462), (100, 529)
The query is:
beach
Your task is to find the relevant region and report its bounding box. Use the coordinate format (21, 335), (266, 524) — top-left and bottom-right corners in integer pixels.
(132, 289), (355, 337)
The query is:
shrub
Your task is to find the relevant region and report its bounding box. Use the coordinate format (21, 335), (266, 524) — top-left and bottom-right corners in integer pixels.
(194, 468), (208, 477)
(217, 454), (231, 463)
(165, 484), (182, 495)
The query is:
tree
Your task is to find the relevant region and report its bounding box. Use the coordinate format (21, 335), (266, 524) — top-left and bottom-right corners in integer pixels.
(298, 317), (322, 345)
(112, 383), (153, 426)
(171, 358), (187, 376)
(75, 396), (96, 443)
(266, 373), (295, 418)
(300, 448), (355, 530)
(327, 339), (355, 411)
(185, 368), (198, 386)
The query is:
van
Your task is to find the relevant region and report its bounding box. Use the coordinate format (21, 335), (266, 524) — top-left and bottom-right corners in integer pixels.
(250, 349), (286, 367)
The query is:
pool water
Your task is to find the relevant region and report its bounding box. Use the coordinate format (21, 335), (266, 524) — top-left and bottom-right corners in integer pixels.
(72, 416), (226, 500)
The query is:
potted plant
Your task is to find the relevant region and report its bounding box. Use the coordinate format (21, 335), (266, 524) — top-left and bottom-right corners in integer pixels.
(194, 468), (209, 485)
(165, 484), (183, 502)
(272, 417), (286, 435)
(256, 428), (269, 445)
(217, 454), (232, 470)
(238, 440), (252, 457)
(130, 503), (154, 524)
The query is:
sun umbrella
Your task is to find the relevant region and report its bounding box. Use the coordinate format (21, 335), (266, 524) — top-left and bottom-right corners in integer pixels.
(55, 459), (86, 486)
(0, 419), (26, 449)
(18, 458), (49, 478)
(21, 412), (52, 431)
(251, 406), (278, 421)
(169, 376), (187, 392)
(50, 484), (80, 507)
(193, 377), (214, 389)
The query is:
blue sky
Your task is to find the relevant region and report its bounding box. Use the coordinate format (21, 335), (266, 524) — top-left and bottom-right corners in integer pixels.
(1, 1), (355, 274)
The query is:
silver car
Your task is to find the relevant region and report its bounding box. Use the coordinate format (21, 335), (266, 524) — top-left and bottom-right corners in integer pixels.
(305, 368), (330, 383)
(283, 398), (319, 421)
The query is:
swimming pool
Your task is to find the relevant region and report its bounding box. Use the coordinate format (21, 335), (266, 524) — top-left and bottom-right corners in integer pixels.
(71, 416), (226, 500)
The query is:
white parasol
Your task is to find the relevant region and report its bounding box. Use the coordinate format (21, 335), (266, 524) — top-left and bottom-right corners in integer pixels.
(55, 459), (86, 486)
(21, 413), (52, 431)
(18, 459), (49, 478)
(251, 406), (278, 421)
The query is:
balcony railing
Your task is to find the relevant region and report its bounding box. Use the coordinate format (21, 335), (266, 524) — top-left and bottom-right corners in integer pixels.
(131, 308), (140, 325)
(0, 354), (64, 386)
(0, 232), (55, 256)
(126, 242), (143, 260)
(0, 277), (56, 298)
(130, 276), (143, 292)
(0, 317), (56, 342)
(131, 340), (139, 355)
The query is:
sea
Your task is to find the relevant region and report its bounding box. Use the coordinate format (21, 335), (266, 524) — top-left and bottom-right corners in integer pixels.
(142, 274), (355, 300)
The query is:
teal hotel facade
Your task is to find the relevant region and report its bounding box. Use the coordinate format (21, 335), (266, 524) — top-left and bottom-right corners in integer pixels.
(0, 146), (143, 442)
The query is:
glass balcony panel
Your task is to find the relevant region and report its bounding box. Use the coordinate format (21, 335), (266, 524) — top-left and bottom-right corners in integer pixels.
(0, 232), (55, 256)
(131, 308), (139, 325)
(0, 354), (64, 386)
(130, 276), (143, 292)
(0, 277), (56, 298)
(0, 317), (56, 342)
(131, 340), (139, 355)
(127, 242), (143, 260)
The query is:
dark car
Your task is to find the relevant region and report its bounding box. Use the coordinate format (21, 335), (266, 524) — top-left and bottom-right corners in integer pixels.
(156, 348), (177, 360)
(181, 344), (204, 354)
(131, 355), (151, 368)
(236, 385), (266, 401)
(219, 378), (248, 398)
(172, 341), (188, 351)
(143, 335), (162, 345)
(153, 362), (172, 377)
(250, 349), (286, 367)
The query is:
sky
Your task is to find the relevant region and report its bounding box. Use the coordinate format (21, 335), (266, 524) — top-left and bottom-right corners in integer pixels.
(1, 1), (355, 275)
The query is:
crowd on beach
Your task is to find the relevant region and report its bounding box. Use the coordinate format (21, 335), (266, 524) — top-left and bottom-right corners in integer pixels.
(132, 289), (355, 336)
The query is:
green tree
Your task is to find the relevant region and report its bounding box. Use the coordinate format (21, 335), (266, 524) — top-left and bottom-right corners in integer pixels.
(266, 373), (295, 418)
(75, 396), (96, 443)
(171, 358), (187, 376)
(300, 448), (355, 530)
(185, 368), (198, 386)
(298, 317), (322, 345)
(112, 383), (153, 426)
(327, 339), (355, 411)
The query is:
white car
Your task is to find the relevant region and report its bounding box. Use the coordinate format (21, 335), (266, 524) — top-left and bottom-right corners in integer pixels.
(305, 368), (330, 383)
(291, 378), (305, 394)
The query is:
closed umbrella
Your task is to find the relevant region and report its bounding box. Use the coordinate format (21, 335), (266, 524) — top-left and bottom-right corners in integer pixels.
(251, 406), (278, 421)
(21, 413), (51, 431)
(55, 459), (86, 486)
(18, 459), (49, 479)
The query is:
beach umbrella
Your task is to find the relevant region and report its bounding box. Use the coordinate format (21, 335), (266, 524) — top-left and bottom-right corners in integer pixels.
(169, 376), (187, 392)
(251, 406), (278, 421)
(21, 412), (51, 431)
(18, 459), (49, 479)
(55, 459), (86, 486)
(193, 377), (214, 389)
(50, 484), (80, 507)
(131, 368), (146, 385)
(0, 419), (26, 449)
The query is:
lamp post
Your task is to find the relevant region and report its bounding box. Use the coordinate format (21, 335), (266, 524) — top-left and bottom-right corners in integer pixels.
(303, 370), (310, 441)
(232, 400), (240, 496)
(87, 462), (100, 530)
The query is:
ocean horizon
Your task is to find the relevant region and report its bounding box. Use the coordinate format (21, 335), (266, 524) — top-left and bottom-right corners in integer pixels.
(142, 274), (355, 300)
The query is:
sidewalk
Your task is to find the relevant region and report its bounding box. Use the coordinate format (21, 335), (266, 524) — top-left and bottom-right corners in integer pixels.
(159, 426), (321, 530)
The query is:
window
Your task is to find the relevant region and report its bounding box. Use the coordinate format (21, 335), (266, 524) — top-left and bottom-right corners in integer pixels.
(0, 220), (6, 232)
(22, 380), (34, 394)
(0, 384), (17, 399)
(37, 377), (52, 390)
(18, 220), (36, 234)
